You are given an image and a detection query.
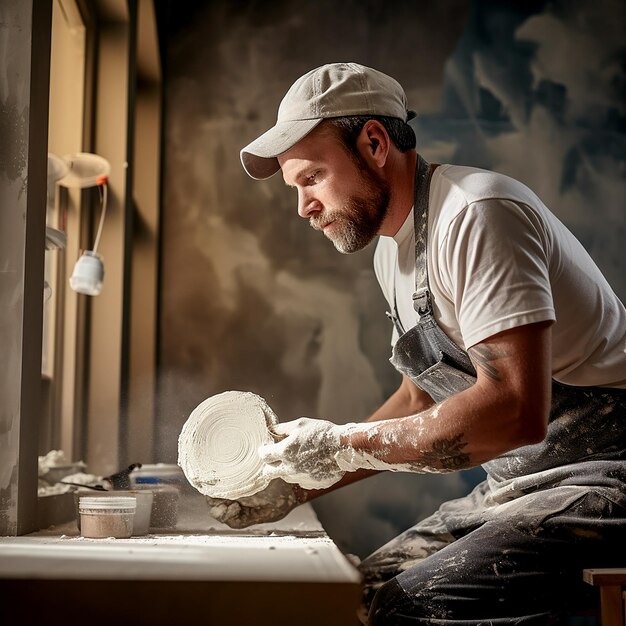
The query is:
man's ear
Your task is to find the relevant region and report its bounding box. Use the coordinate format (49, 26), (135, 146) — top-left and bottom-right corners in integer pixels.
(356, 120), (390, 169)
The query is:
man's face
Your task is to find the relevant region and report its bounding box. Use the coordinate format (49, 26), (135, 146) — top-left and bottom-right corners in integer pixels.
(278, 125), (390, 254)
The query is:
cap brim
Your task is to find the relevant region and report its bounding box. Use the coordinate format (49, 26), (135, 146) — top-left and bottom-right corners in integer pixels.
(240, 118), (322, 180)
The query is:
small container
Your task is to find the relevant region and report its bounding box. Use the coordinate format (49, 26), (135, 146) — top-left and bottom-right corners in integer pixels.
(130, 463), (190, 490)
(146, 485), (179, 530)
(129, 490), (154, 535)
(79, 496), (136, 539)
(130, 465), (183, 530)
(74, 490), (153, 536)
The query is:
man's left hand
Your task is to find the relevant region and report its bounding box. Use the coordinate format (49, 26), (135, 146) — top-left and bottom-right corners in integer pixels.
(206, 478), (307, 529)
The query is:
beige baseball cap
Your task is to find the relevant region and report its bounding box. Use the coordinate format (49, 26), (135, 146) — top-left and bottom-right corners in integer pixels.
(240, 62), (413, 180)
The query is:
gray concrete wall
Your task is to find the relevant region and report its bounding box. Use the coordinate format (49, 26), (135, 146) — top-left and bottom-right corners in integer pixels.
(0, 0), (51, 535)
(158, 0), (625, 558)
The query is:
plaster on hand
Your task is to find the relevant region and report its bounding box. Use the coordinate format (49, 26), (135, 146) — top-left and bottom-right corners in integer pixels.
(260, 417), (354, 490)
(206, 478), (307, 529)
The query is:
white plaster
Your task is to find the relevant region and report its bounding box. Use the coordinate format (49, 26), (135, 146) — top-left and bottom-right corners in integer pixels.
(178, 390), (278, 499)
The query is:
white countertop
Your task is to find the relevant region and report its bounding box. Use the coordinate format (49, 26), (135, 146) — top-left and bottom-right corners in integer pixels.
(0, 495), (362, 626)
(0, 495), (360, 585)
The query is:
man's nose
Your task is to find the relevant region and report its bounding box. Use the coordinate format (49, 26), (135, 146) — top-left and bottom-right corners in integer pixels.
(297, 189), (321, 219)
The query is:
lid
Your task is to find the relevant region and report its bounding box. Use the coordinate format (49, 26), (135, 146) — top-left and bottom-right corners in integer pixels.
(132, 463), (184, 476)
(59, 153), (110, 189)
(79, 496), (136, 511)
(47, 153), (69, 186)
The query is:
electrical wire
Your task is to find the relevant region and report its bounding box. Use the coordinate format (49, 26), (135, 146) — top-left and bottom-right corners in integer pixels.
(92, 182), (108, 253)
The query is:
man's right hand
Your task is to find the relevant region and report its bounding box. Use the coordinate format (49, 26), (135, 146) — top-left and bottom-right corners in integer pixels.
(206, 478), (308, 529)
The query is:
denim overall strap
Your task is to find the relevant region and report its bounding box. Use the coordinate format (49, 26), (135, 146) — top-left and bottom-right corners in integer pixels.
(389, 157), (477, 403)
(411, 154), (432, 317)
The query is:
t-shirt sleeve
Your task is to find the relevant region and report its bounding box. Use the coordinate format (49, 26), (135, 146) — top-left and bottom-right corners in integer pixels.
(440, 199), (556, 348)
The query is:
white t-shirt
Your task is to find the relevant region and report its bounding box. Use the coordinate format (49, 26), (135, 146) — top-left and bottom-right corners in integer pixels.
(374, 164), (626, 388)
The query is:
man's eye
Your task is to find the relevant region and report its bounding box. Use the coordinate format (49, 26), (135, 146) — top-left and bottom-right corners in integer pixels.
(306, 172), (319, 183)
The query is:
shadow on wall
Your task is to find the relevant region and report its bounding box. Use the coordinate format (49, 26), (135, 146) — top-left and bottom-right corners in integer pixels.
(415, 0), (626, 301)
(157, 0), (470, 558)
(158, 0), (625, 558)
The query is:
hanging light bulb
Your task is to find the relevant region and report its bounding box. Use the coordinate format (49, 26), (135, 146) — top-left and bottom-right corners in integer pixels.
(59, 153), (111, 297)
(69, 250), (104, 296)
(68, 181), (107, 296)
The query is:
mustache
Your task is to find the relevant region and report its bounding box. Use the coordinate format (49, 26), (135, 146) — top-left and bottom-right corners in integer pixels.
(309, 210), (345, 232)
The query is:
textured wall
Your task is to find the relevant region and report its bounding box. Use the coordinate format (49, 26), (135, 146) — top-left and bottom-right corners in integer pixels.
(0, 0), (50, 535)
(159, 0), (625, 558)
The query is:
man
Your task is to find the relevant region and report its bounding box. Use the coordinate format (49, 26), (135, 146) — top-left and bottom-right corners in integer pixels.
(209, 63), (626, 624)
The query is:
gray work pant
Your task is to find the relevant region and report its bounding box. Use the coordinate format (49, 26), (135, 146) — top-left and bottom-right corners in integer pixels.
(359, 489), (626, 625)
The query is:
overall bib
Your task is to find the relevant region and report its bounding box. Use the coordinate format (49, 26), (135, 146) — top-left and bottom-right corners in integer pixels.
(361, 157), (626, 626)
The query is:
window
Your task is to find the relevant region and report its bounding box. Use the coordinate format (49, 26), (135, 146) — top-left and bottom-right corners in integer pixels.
(0, 0), (162, 534)
(42, 0), (92, 458)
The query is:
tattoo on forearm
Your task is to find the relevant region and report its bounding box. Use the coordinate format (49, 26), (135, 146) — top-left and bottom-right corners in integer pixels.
(421, 433), (470, 470)
(469, 344), (502, 381)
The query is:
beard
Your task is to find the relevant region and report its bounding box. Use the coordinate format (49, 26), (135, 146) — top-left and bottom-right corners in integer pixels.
(310, 163), (391, 254)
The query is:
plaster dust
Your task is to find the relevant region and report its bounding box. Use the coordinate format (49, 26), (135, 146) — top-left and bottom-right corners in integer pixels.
(333, 418), (447, 478)
(178, 390), (280, 499)
(38, 450), (68, 474)
(62, 533), (332, 548)
(257, 413), (449, 495)
(38, 449), (103, 496)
